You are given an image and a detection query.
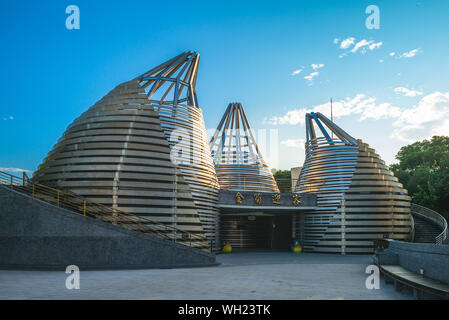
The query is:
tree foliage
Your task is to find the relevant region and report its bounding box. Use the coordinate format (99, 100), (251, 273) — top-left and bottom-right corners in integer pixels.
(390, 136), (449, 219)
(273, 170), (292, 193)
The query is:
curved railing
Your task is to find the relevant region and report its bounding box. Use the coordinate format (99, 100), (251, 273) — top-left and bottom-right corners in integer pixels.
(409, 214), (415, 242)
(0, 171), (211, 251)
(411, 203), (448, 244)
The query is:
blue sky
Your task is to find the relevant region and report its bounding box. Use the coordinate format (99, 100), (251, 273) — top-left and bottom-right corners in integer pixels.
(1, 0), (449, 173)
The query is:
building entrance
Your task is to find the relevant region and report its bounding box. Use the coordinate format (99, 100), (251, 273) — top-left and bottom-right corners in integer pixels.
(220, 213), (293, 251)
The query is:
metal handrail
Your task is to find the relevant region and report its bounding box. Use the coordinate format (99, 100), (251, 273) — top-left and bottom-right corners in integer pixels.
(411, 203), (448, 244)
(0, 171), (210, 251)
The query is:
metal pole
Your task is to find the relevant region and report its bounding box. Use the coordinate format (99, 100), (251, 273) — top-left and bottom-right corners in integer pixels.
(83, 200), (86, 216)
(330, 98), (333, 139)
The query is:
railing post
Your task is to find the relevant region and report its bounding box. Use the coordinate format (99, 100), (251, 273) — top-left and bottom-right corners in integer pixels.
(32, 184), (35, 198)
(341, 194), (346, 255)
(83, 200), (86, 216)
(189, 233), (192, 247)
(57, 191), (60, 207)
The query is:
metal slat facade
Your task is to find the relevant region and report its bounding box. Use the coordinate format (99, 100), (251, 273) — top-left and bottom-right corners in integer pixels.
(34, 52), (219, 250)
(295, 112), (412, 253)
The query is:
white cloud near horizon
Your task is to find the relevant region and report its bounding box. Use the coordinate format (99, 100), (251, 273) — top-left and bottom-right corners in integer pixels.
(267, 94), (400, 126)
(280, 138), (306, 149)
(391, 92), (449, 143)
(0, 167), (31, 173)
(394, 87), (423, 97)
(311, 63), (324, 70)
(266, 91), (449, 144)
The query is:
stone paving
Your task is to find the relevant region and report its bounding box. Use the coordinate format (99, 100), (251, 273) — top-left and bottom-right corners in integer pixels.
(0, 252), (412, 300)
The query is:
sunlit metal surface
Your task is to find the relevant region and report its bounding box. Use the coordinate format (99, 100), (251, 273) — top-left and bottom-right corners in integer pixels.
(34, 52), (219, 249)
(138, 51), (220, 248)
(295, 112), (412, 253)
(210, 102), (279, 193)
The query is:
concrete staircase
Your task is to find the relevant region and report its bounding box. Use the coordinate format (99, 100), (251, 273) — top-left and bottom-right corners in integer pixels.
(0, 185), (217, 269)
(412, 213), (443, 243)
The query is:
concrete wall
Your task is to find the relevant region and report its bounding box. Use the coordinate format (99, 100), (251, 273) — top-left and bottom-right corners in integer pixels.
(290, 166), (302, 191)
(0, 186), (216, 269)
(375, 240), (449, 283)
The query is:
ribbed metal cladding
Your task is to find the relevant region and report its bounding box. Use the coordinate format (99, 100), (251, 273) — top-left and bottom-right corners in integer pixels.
(210, 102), (279, 193)
(295, 112), (412, 253)
(34, 52), (219, 249)
(138, 51), (220, 248)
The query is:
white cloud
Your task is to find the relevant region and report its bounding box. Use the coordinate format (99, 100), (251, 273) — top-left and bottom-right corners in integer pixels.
(359, 102), (402, 121)
(394, 87), (423, 97)
(391, 92), (449, 142)
(340, 37), (355, 49)
(0, 167), (31, 173)
(368, 41), (383, 50)
(311, 63), (324, 70)
(333, 38), (340, 44)
(263, 116), (281, 125)
(304, 71), (319, 82)
(269, 91), (449, 146)
(379, 59), (384, 63)
(351, 39), (382, 53)
(389, 52), (396, 56)
(291, 68), (303, 76)
(281, 138), (305, 149)
(399, 48), (421, 58)
(268, 94), (401, 126)
(2, 116), (14, 121)
(336, 37), (382, 57)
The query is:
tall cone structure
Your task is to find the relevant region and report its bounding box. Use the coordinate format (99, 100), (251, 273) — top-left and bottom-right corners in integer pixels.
(210, 102), (279, 193)
(295, 112), (412, 253)
(33, 52), (220, 249)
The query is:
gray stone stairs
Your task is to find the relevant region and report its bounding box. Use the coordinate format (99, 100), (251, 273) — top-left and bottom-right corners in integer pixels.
(412, 213), (443, 243)
(0, 185), (217, 269)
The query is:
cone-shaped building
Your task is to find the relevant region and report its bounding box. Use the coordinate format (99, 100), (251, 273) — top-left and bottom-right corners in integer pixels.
(33, 52), (220, 249)
(210, 102), (279, 193)
(294, 112), (412, 253)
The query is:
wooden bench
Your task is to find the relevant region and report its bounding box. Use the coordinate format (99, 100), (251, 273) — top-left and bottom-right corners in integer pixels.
(379, 265), (449, 299)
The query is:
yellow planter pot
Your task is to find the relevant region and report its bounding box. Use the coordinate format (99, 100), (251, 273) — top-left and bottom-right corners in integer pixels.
(222, 243), (232, 253)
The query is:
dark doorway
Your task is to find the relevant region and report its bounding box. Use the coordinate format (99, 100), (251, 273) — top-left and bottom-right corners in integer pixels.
(271, 215), (293, 250)
(220, 214), (293, 250)
(220, 215), (272, 249)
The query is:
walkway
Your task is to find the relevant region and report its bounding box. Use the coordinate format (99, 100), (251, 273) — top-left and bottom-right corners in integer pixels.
(0, 252), (411, 300)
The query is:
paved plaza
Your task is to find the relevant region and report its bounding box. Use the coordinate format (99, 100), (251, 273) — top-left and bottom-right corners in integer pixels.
(0, 252), (411, 300)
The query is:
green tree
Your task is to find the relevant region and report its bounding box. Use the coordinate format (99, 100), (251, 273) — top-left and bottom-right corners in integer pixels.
(273, 170), (292, 193)
(390, 136), (449, 220)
